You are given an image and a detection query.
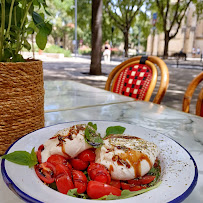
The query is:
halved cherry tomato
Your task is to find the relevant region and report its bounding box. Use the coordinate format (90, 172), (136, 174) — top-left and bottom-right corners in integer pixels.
(34, 162), (56, 184)
(109, 180), (121, 189)
(78, 149), (96, 162)
(37, 144), (44, 164)
(72, 170), (87, 194)
(127, 175), (156, 185)
(87, 163), (111, 184)
(55, 164), (72, 177)
(70, 158), (89, 170)
(87, 181), (121, 199)
(121, 182), (146, 191)
(56, 174), (74, 194)
(47, 154), (67, 167)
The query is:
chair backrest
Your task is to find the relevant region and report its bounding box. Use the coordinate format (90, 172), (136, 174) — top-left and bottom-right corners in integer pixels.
(182, 72), (203, 117)
(105, 56), (169, 104)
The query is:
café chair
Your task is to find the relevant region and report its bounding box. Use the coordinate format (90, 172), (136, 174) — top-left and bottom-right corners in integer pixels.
(182, 72), (203, 117)
(105, 55), (169, 104)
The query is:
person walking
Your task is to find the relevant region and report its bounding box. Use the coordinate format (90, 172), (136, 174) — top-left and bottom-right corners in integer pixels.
(103, 41), (111, 63)
(192, 47), (196, 57)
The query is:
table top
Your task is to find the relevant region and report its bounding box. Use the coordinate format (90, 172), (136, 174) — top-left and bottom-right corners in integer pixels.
(44, 80), (134, 112)
(1, 80), (203, 203)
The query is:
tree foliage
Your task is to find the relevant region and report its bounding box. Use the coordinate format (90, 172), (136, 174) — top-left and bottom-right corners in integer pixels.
(104, 0), (145, 57)
(151, 0), (203, 57)
(130, 11), (151, 51)
(46, 0), (73, 47)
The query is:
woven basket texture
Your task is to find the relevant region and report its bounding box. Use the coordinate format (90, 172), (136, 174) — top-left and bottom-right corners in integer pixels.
(0, 60), (45, 155)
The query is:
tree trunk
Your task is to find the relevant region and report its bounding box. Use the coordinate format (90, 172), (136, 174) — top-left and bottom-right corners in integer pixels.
(90, 0), (102, 75)
(163, 31), (170, 58)
(123, 29), (129, 57)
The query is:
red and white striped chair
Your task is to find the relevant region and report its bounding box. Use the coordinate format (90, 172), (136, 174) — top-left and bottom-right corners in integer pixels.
(105, 56), (169, 104)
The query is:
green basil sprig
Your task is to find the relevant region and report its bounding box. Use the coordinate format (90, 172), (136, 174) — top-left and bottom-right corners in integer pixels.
(85, 122), (103, 148)
(1, 147), (38, 168)
(105, 126), (126, 137)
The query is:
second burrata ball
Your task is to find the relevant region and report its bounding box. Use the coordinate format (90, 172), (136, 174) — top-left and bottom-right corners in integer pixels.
(95, 134), (159, 180)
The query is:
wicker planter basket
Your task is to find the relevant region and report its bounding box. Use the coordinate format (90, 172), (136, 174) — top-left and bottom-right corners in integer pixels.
(0, 60), (45, 155)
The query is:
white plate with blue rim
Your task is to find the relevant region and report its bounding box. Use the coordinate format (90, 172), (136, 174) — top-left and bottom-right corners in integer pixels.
(1, 121), (198, 203)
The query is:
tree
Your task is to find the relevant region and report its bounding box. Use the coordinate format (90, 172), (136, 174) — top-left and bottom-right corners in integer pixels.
(104, 0), (145, 57)
(90, 0), (103, 75)
(46, 0), (74, 49)
(130, 12), (151, 52)
(152, 0), (202, 57)
(72, 0), (92, 46)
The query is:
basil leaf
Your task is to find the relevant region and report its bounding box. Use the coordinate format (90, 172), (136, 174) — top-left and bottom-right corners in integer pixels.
(29, 148), (38, 168)
(2, 147), (38, 167)
(105, 126), (126, 137)
(84, 122), (103, 148)
(67, 188), (89, 199)
(87, 122), (97, 130)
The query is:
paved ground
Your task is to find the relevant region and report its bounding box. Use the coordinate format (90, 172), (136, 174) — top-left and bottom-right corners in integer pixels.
(39, 54), (203, 116)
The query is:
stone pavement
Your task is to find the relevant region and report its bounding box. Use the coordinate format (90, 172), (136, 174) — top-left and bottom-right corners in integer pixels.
(40, 54), (203, 116)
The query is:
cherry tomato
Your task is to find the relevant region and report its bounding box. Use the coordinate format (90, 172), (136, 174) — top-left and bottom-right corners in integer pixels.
(109, 180), (121, 189)
(56, 174), (74, 194)
(87, 181), (121, 199)
(127, 175), (156, 185)
(55, 164), (72, 177)
(66, 162), (72, 170)
(72, 170), (87, 194)
(78, 149), (96, 162)
(121, 182), (146, 191)
(47, 154), (67, 167)
(87, 163), (111, 184)
(35, 162), (56, 184)
(70, 158), (89, 170)
(37, 144), (44, 164)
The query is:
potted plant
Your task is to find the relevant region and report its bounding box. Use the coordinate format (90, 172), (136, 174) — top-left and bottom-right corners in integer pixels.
(0, 0), (52, 154)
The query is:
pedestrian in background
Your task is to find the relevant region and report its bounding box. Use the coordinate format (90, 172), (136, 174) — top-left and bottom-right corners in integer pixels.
(196, 47), (200, 56)
(103, 41), (111, 63)
(192, 47), (196, 57)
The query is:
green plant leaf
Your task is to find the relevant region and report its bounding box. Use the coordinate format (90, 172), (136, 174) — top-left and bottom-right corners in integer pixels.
(2, 147), (38, 167)
(105, 126), (126, 137)
(44, 22), (52, 35)
(67, 188), (89, 199)
(32, 11), (46, 29)
(26, 27), (35, 35)
(4, 49), (12, 60)
(36, 30), (47, 50)
(16, 7), (23, 25)
(84, 122), (103, 148)
(87, 122), (97, 130)
(23, 39), (31, 51)
(29, 147), (38, 168)
(11, 54), (25, 62)
(28, 21), (38, 32)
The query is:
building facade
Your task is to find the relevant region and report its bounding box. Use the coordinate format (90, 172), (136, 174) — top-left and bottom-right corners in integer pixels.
(146, 3), (203, 58)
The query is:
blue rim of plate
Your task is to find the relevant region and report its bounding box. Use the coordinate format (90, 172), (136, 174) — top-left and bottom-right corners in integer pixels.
(1, 121), (199, 203)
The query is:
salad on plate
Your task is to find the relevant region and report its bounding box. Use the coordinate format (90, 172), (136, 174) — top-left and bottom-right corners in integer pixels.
(2, 122), (161, 200)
